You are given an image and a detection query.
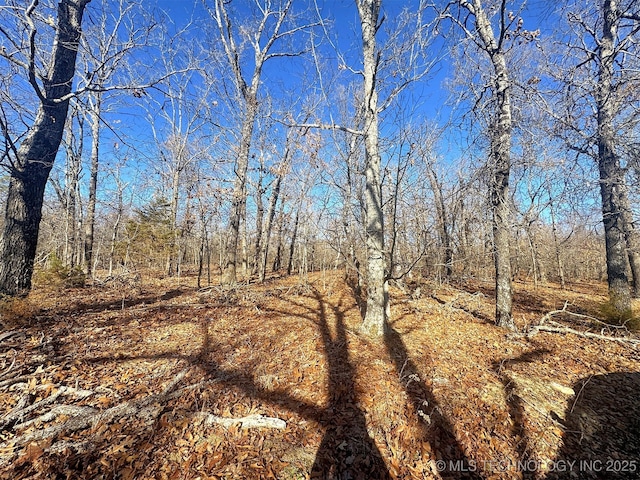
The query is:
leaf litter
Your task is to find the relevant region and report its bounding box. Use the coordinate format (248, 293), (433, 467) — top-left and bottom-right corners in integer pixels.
(0, 270), (638, 479)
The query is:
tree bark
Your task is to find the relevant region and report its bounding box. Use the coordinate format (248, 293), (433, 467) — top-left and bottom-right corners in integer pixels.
(426, 164), (452, 280)
(618, 181), (640, 297)
(461, 0), (515, 329)
(596, 0), (632, 315)
(356, 0), (388, 338)
(84, 96), (100, 277)
(0, 0), (91, 297)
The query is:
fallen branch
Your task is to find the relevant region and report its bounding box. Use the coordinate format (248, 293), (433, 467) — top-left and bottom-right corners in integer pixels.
(539, 301), (627, 329)
(528, 324), (640, 347)
(530, 303), (640, 347)
(195, 412), (286, 430)
(0, 330), (23, 343)
(0, 367), (190, 452)
(14, 405), (98, 431)
(0, 374), (36, 390)
(0, 388), (65, 430)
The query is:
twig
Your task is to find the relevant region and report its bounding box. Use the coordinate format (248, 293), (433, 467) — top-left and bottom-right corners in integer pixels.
(0, 331), (22, 343)
(569, 375), (593, 414)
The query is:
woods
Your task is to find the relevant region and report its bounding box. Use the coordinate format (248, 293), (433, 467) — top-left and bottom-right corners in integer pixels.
(2, 0), (640, 323)
(1, 0), (640, 478)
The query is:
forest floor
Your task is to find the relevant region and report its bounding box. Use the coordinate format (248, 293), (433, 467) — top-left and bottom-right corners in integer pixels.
(0, 269), (639, 480)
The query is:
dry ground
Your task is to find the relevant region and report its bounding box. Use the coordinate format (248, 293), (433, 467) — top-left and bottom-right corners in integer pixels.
(0, 270), (639, 479)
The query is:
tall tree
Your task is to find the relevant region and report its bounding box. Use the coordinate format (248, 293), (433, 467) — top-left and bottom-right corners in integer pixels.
(305, 0), (435, 336)
(548, 0), (640, 314)
(355, 0), (388, 337)
(447, 0), (531, 329)
(204, 0), (318, 285)
(594, 0), (638, 314)
(0, 0), (92, 296)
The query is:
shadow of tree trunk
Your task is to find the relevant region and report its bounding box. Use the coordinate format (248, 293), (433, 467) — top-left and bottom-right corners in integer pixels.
(310, 288), (390, 479)
(384, 325), (483, 479)
(491, 349), (551, 479)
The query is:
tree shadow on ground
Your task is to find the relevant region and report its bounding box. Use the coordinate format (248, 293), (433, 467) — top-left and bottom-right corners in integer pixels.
(308, 288), (390, 479)
(546, 371), (640, 480)
(34, 286), (391, 479)
(39, 287), (190, 317)
(491, 348), (553, 478)
(7, 280), (525, 479)
(384, 324), (483, 479)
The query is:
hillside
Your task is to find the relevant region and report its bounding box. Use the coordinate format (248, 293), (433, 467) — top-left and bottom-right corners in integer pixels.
(0, 271), (638, 479)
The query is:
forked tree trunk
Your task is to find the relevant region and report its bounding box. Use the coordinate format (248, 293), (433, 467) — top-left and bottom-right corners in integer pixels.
(0, 0), (91, 297)
(357, 0), (388, 338)
(597, 0), (632, 315)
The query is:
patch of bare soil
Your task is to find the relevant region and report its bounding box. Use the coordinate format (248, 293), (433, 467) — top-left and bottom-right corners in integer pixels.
(0, 271), (638, 479)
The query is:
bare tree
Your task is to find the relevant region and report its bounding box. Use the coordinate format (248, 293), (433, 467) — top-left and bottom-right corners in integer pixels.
(354, 0), (388, 336)
(0, 0), (92, 296)
(302, 1), (436, 337)
(444, 0), (539, 329)
(547, 0), (640, 314)
(203, 0), (319, 285)
(594, 0), (639, 313)
(78, 0), (159, 276)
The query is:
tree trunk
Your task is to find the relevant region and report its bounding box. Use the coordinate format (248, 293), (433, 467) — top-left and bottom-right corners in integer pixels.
(287, 207), (300, 276)
(84, 95), (101, 277)
(426, 165), (452, 280)
(356, 0), (388, 338)
(597, 0), (632, 316)
(222, 98), (257, 285)
(549, 194), (566, 289)
(258, 175), (282, 282)
(0, 0), (91, 297)
(464, 0), (515, 329)
(618, 181), (640, 297)
(272, 200), (286, 273)
(252, 166), (265, 277)
(166, 167), (181, 277)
